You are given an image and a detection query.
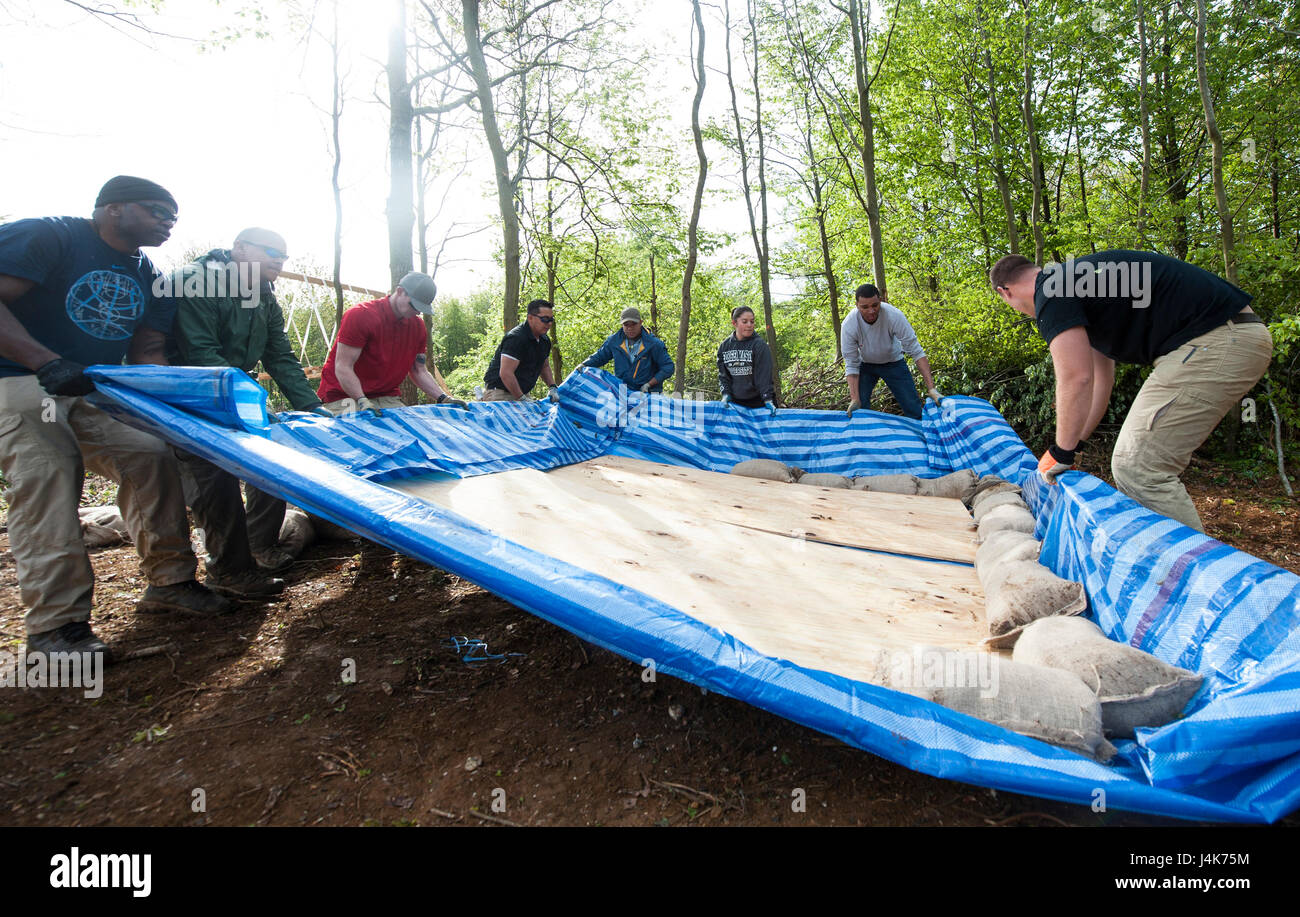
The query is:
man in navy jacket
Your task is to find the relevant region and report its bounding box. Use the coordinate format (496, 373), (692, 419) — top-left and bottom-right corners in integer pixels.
(579, 307), (674, 393)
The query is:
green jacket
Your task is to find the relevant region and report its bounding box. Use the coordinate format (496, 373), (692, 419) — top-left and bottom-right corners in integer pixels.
(167, 249), (320, 410)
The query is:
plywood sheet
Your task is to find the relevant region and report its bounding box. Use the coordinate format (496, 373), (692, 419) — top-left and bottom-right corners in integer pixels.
(391, 457), (989, 685)
(570, 455), (977, 563)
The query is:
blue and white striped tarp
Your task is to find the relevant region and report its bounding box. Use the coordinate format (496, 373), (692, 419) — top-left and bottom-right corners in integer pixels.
(86, 365), (1300, 822)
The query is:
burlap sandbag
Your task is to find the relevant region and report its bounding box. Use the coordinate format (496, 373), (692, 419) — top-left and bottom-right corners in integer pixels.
(974, 530), (1041, 588)
(797, 472), (852, 489)
(279, 507), (316, 558)
(730, 459), (799, 483)
(851, 473), (918, 495)
(913, 469), (978, 501)
(79, 505), (131, 548)
(899, 647), (1114, 762)
(1012, 617), (1204, 738)
(983, 559), (1088, 648)
(970, 482), (1024, 511)
(977, 503), (1036, 538)
(972, 475), (1020, 498)
(972, 490), (1030, 522)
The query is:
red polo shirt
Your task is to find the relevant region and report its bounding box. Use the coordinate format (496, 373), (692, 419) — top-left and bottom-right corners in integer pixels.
(317, 296), (427, 402)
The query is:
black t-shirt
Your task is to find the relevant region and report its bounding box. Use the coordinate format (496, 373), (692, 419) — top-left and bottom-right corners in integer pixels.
(1033, 249), (1252, 364)
(0, 216), (170, 376)
(484, 321), (552, 394)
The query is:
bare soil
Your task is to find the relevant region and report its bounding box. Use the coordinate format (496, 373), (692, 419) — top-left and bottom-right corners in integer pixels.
(2, 464), (1297, 828)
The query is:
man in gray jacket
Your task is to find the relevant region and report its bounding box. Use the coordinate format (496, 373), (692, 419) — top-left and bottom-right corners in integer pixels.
(841, 284), (941, 419)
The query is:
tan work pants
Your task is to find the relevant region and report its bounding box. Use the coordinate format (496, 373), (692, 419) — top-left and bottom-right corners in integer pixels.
(1111, 320), (1273, 532)
(321, 395), (407, 415)
(0, 376), (196, 635)
(477, 388), (521, 402)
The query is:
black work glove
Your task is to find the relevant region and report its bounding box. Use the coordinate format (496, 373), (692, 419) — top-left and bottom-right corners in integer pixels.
(36, 359), (95, 396)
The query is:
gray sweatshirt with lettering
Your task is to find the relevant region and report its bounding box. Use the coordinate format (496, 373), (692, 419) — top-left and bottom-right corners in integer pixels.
(717, 333), (775, 402)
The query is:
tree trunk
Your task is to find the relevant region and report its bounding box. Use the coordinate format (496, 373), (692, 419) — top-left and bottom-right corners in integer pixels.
(749, 0), (777, 397)
(1157, 4), (1189, 259)
(546, 251), (562, 381)
(1019, 1), (1045, 264)
(462, 0), (522, 330)
(849, 0), (887, 294)
(649, 251), (658, 334)
(677, 0), (708, 396)
(330, 0), (345, 334)
(386, 0), (414, 290)
(1196, 0), (1240, 458)
(1135, 0), (1152, 245)
(1196, 0), (1236, 285)
(977, 0), (1020, 255)
(725, 0), (779, 397)
(799, 94), (841, 358)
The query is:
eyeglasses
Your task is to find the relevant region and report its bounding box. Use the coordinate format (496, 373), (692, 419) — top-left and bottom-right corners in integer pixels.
(536, 315), (555, 324)
(239, 240), (288, 260)
(138, 203), (178, 223)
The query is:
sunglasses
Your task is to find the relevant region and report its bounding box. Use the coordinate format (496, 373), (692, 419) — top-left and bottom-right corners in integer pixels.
(536, 315), (555, 324)
(139, 203), (178, 223)
(240, 240), (288, 260)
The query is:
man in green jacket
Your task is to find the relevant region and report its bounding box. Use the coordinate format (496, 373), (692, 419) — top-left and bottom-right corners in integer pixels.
(167, 227), (329, 596)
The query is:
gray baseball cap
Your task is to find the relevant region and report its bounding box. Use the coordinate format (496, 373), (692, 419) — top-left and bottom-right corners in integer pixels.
(398, 271), (437, 314)
(620, 307), (643, 323)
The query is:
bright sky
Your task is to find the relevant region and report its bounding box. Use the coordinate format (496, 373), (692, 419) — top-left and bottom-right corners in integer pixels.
(1, 0), (769, 300)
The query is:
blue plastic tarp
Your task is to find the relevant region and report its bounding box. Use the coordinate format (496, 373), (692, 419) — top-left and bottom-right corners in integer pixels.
(85, 364), (1300, 823)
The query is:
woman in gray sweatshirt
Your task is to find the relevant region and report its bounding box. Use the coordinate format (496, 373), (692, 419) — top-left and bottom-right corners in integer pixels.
(717, 306), (776, 413)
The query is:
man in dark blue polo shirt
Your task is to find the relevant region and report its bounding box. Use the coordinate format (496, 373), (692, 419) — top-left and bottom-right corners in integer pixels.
(990, 249), (1272, 531)
(480, 298), (559, 402)
(0, 176), (229, 659)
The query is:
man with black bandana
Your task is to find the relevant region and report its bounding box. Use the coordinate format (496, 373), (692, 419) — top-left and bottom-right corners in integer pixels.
(0, 176), (230, 660)
(990, 249), (1273, 531)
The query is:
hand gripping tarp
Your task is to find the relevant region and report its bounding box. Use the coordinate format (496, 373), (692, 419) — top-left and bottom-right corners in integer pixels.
(86, 365), (1300, 823)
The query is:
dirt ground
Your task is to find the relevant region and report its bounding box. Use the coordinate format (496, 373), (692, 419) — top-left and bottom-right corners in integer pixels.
(1, 463), (1297, 828)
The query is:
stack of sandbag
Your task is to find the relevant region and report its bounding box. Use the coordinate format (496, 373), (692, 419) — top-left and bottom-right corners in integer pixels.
(729, 459), (802, 483)
(729, 461), (980, 500)
(851, 469), (978, 500)
(278, 507), (316, 558)
(79, 505), (131, 548)
(875, 645), (1116, 762)
(970, 477), (1034, 537)
(975, 531), (1087, 649)
(967, 475), (1203, 738)
(1012, 617), (1204, 739)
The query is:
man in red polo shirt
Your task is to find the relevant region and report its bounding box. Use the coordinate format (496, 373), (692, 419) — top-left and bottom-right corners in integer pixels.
(317, 271), (466, 415)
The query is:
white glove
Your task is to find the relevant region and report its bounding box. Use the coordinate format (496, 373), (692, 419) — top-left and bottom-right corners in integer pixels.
(548, 386), (560, 404)
(927, 387), (943, 405)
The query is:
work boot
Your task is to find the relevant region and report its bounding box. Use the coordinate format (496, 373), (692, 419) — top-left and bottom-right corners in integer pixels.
(205, 569), (286, 599)
(137, 579), (233, 616)
(26, 620), (115, 665)
(252, 547), (296, 574)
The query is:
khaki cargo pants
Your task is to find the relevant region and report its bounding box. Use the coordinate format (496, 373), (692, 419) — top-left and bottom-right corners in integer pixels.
(321, 395), (407, 415)
(1111, 319), (1273, 532)
(0, 376), (196, 636)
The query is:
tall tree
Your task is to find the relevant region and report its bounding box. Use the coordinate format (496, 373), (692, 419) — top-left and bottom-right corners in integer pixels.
(678, 0), (708, 396)
(387, 0), (415, 289)
(724, 0), (779, 395)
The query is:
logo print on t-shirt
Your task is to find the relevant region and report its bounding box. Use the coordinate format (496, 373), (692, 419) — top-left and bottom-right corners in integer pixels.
(64, 270), (144, 341)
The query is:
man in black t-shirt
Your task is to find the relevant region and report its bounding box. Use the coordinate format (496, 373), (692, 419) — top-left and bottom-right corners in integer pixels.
(0, 177), (230, 660)
(480, 298), (559, 402)
(990, 250), (1273, 531)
